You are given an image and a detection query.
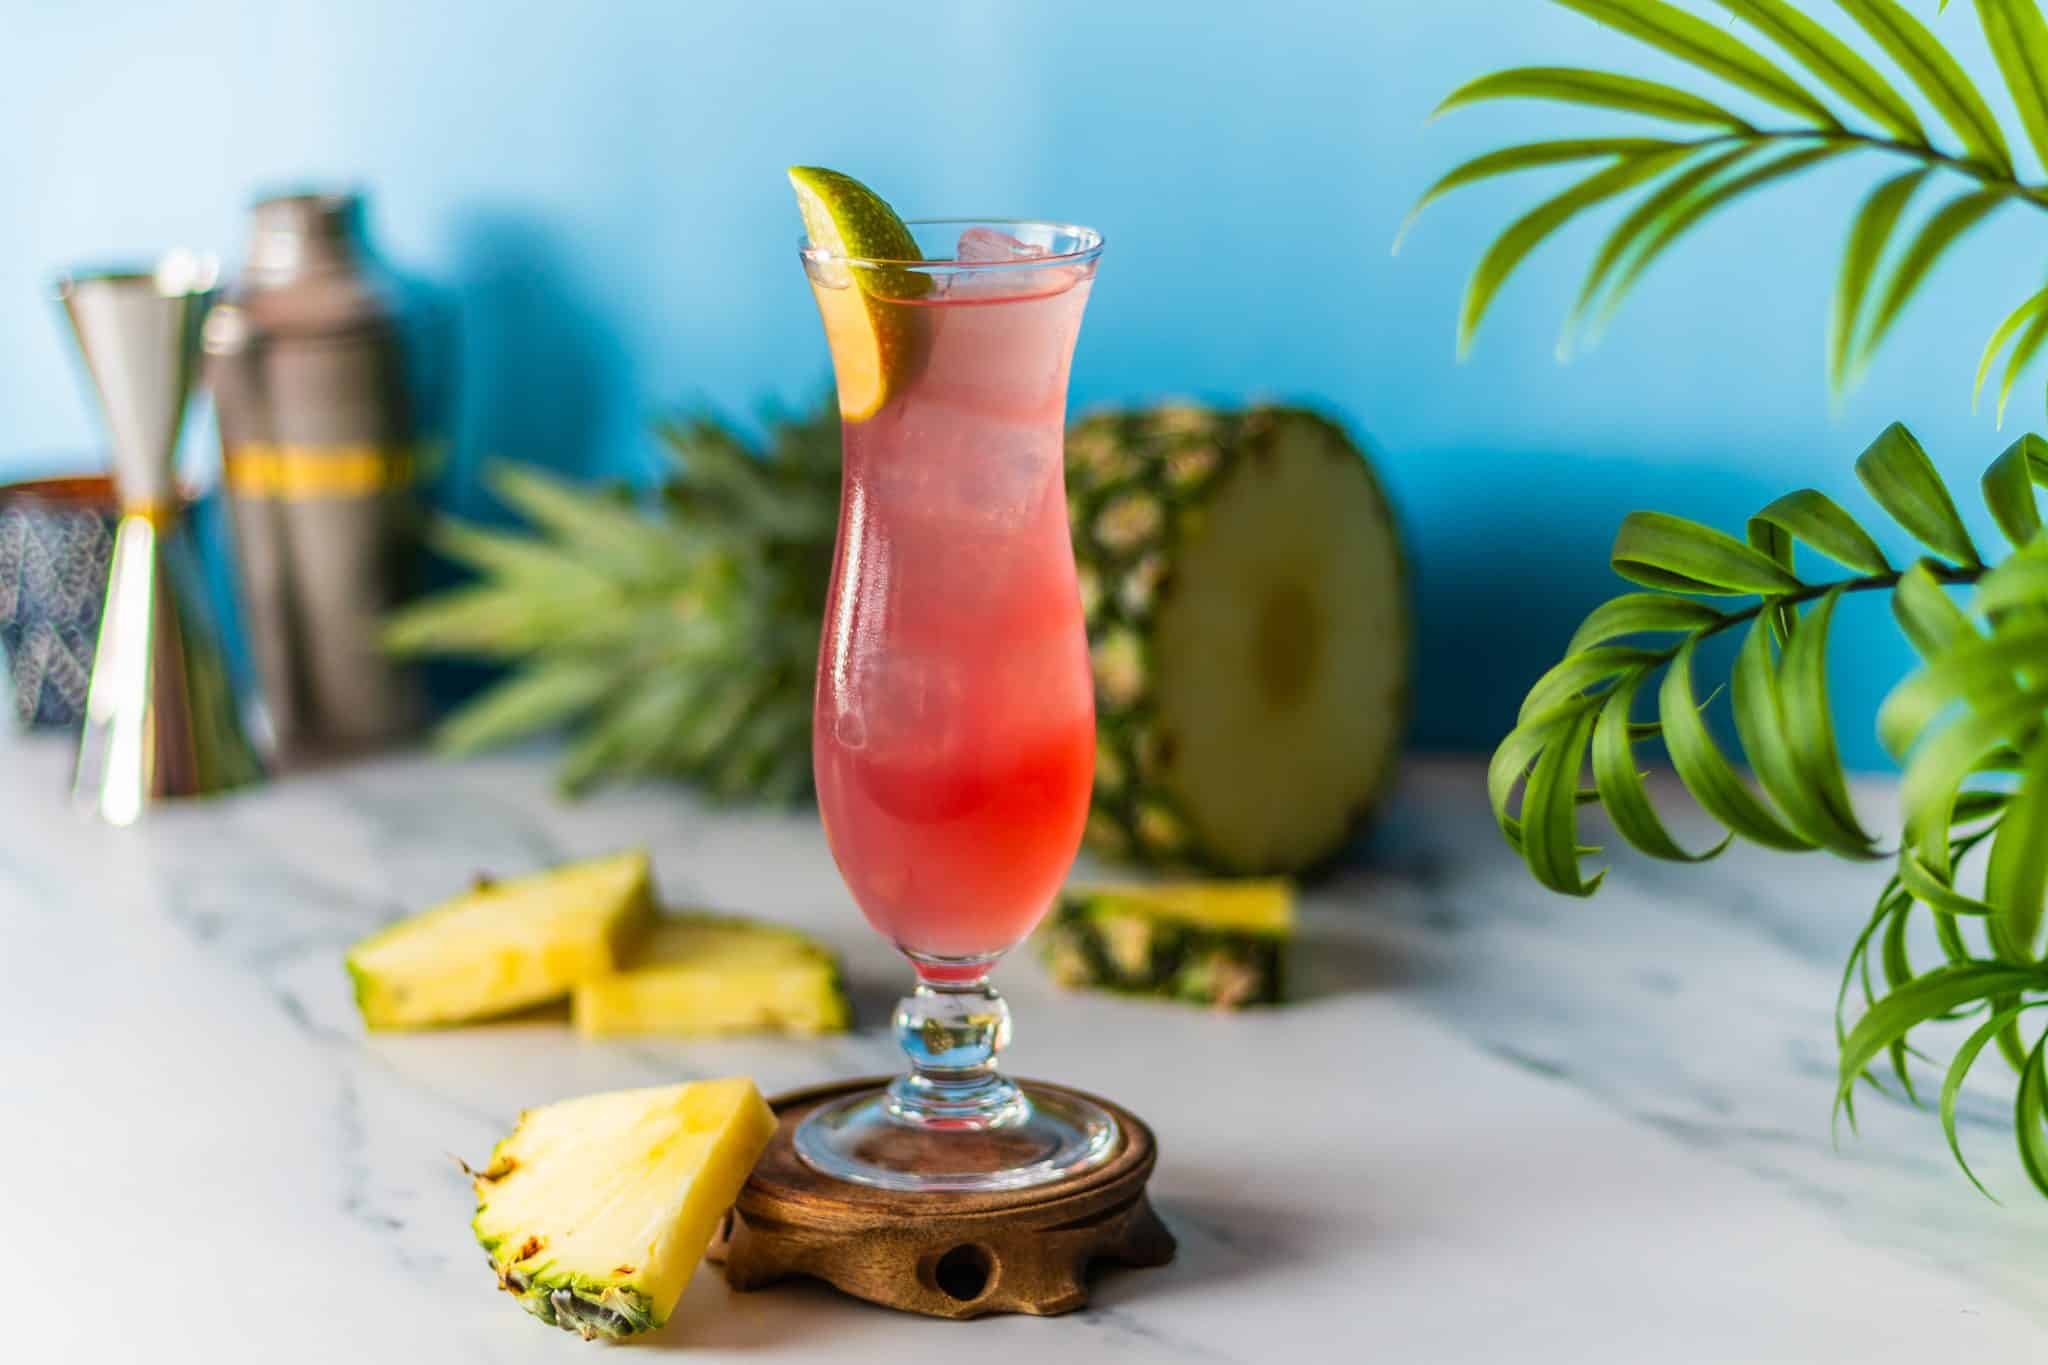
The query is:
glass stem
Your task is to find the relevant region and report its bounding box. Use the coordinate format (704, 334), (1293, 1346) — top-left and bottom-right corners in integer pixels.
(886, 957), (1029, 1130)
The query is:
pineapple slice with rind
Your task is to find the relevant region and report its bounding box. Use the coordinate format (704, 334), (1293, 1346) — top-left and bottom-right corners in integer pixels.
(345, 851), (653, 1029)
(572, 913), (850, 1039)
(1071, 406), (1409, 874)
(1042, 880), (1294, 1008)
(471, 1078), (776, 1340)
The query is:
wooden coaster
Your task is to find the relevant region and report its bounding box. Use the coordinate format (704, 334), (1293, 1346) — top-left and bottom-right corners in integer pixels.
(708, 1077), (1176, 1319)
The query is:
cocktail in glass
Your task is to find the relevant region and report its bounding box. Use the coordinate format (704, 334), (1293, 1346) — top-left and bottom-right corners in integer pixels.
(796, 218), (1114, 1191)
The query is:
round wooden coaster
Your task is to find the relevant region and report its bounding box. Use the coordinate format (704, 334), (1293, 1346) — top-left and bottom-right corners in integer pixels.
(708, 1076), (1176, 1319)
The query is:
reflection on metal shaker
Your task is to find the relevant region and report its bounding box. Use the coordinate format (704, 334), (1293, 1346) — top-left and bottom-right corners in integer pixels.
(204, 191), (439, 764)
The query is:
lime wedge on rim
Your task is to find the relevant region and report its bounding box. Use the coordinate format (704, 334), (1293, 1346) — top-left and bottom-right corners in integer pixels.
(789, 166), (928, 421)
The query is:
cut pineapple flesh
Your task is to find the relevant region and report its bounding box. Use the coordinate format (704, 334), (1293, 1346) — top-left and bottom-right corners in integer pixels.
(345, 850), (653, 1029)
(1043, 879), (1294, 1008)
(1071, 406), (1409, 874)
(472, 1078), (776, 1340)
(1146, 420), (1405, 871)
(572, 913), (851, 1039)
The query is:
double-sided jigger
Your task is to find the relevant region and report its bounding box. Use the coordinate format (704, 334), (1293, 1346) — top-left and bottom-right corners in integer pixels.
(57, 253), (265, 823)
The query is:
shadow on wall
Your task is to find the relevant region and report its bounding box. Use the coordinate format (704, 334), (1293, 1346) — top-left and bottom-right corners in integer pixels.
(1401, 446), (1918, 773)
(439, 208), (637, 520)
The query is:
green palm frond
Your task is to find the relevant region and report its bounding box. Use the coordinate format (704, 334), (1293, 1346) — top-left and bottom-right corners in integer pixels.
(1406, 0), (2048, 420)
(1490, 421), (2048, 1196)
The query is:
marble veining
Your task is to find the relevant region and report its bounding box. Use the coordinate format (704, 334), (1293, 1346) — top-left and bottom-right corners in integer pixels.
(4, 731), (2046, 1362)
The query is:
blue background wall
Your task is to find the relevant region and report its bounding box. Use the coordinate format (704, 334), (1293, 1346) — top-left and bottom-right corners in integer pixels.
(5, 0), (2041, 769)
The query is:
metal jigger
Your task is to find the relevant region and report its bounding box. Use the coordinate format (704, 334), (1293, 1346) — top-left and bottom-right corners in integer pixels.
(58, 253), (265, 824)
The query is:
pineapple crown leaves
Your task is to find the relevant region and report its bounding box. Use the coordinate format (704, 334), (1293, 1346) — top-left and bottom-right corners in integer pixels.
(383, 396), (841, 801)
(1403, 0), (2048, 419)
(1491, 421), (2048, 1197)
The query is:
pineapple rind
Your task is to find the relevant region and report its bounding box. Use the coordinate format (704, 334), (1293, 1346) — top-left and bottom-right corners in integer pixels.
(472, 1079), (777, 1340)
(1040, 883), (1292, 1008)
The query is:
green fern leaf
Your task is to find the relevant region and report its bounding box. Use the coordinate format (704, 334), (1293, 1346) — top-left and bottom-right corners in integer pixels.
(1433, 67), (1753, 126)
(1552, 0), (1841, 126)
(1833, 169), (1932, 392)
(1396, 138), (1683, 251)
(1594, 143), (1850, 332)
(1976, 0), (2048, 176)
(1457, 147), (1694, 353)
(1745, 488), (1893, 575)
(1661, 634), (1818, 848)
(1716, 0), (1927, 140)
(1837, 0), (2015, 174)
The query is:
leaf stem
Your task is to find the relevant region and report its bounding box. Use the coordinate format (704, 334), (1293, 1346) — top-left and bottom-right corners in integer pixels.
(1626, 561), (1988, 679)
(1702, 128), (2048, 208)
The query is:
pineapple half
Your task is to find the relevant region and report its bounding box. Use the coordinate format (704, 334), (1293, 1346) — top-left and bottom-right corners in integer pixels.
(1069, 405), (1409, 874)
(346, 850), (653, 1029)
(1043, 880), (1294, 1008)
(471, 1077), (777, 1340)
(572, 912), (851, 1038)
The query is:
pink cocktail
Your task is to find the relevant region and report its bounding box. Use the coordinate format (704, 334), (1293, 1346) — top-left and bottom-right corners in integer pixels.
(814, 262), (1096, 962)
(797, 218), (1116, 1192)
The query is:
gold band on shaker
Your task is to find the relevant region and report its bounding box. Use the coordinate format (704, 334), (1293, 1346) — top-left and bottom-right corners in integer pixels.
(223, 443), (419, 500)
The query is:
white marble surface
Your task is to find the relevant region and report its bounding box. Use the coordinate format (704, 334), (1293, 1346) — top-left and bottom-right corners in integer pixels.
(5, 734), (2048, 1362)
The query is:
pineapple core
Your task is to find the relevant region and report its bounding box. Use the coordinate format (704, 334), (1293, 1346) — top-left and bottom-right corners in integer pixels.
(472, 1078), (777, 1340)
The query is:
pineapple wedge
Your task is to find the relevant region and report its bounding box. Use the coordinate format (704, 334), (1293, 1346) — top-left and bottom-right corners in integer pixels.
(346, 851), (653, 1029)
(471, 1078), (776, 1340)
(1042, 880), (1294, 1008)
(573, 913), (850, 1039)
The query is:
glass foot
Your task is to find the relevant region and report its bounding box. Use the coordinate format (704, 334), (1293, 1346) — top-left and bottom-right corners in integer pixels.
(794, 1079), (1119, 1192)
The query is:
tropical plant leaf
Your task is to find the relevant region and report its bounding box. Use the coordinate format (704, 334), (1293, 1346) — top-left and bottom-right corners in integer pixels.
(1901, 690), (2045, 873)
(1661, 634), (1818, 848)
(1893, 559), (1976, 655)
(1566, 592), (1728, 653)
(2017, 1028), (2048, 1198)
(1611, 510), (1807, 594)
(1594, 143), (1850, 330)
(1858, 190), (2010, 377)
(1568, 146), (1760, 345)
(1433, 67), (1753, 127)
(1746, 488), (1892, 576)
(1730, 613), (1872, 850)
(1781, 586), (1881, 850)
(1395, 138), (1684, 251)
(1716, 0), (1926, 141)
(1942, 1001), (2041, 1201)
(1518, 645), (1663, 720)
(1592, 675), (1733, 860)
(1855, 422), (1983, 565)
(1521, 704), (1606, 894)
(1553, 0), (1841, 126)
(1976, 0), (2048, 177)
(1837, 0), (2015, 174)
(1458, 148), (1695, 353)
(1838, 962), (2048, 1120)
(1986, 743), (2048, 963)
(1833, 169), (1932, 393)
(1975, 286), (2048, 416)
(1981, 435), (2048, 546)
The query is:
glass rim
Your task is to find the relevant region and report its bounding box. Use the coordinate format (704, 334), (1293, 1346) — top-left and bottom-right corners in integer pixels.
(798, 218), (1104, 272)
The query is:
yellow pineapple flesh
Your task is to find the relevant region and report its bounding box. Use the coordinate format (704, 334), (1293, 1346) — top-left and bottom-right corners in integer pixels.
(345, 851), (653, 1029)
(572, 913), (850, 1038)
(471, 1077), (777, 1340)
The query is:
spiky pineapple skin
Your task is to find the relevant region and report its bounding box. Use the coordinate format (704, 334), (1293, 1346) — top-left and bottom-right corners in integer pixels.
(1041, 882), (1292, 1009)
(1068, 404), (1410, 875)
